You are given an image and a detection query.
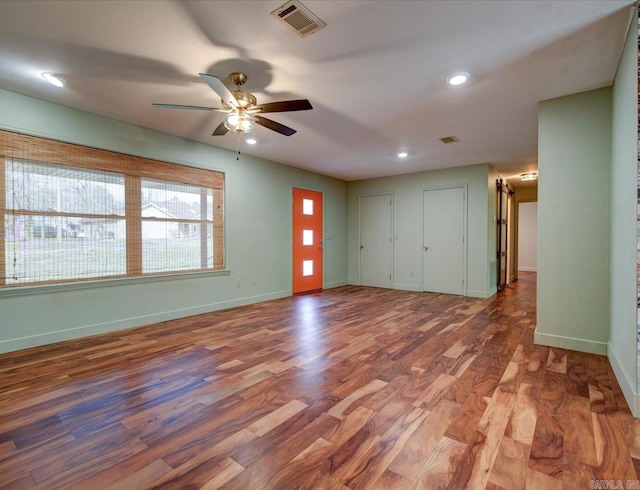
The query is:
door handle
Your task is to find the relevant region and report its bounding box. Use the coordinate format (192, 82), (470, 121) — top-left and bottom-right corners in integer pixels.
(424, 246), (429, 252)
(360, 245), (364, 250)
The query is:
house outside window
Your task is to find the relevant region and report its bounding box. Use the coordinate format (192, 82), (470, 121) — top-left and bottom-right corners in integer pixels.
(0, 130), (224, 287)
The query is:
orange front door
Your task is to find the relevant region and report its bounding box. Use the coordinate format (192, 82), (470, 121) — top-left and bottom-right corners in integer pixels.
(292, 188), (323, 293)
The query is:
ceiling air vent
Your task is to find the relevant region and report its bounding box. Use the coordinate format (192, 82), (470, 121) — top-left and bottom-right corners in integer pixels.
(439, 136), (460, 144)
(271, 0), (326, 38)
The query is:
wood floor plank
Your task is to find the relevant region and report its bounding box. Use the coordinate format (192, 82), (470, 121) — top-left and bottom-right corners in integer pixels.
(528, 412), (564, 480)
(324, 406), (375, 448)
(412, 435), (466, 489)
(546, 348), (568, 374)
(145, 429), (256, 488)
(388, 399), (460, 480)
(30, 423), (147, 487)
(327, 379), (387, 419)
(444, 392), (489, 445)
(525, 468), (563, 489)
(412, 373), (457, 410)
(565, 352), (590, 398)
(265, 437), (337, 490)
(103, 458), (173, 490)
(371, 469), (414, 489)
(344, 406), (432, 488)
(447, 385), (516, 490)
(592, 412), (637, 482)
(197, 458), (245, 490)
(563, 394), (598, 467)
(619, 412), (640, 460)
(0, 273), (635, 489)
(488, 436), (530, 489)
(504, 382), (538, 446)
(246, 399), (308, 436)
(0, 472), (36, 490)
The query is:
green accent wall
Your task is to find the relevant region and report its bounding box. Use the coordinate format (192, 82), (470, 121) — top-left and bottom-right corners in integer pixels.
(537, 87), (612, 355)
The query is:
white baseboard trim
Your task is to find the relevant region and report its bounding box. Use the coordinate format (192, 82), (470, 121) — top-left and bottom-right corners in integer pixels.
(393, 283), (421, 292)
(607, 341), (640, 417)
(467, 288), (495, 299)
(324, 280), (349, 289)
(534, 330), (607, 355)
(518, 267), (537, 272)
(0, 289), (291, 354)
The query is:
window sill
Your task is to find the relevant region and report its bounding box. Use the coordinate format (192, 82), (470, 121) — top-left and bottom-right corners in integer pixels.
(0, 269), (231, 298)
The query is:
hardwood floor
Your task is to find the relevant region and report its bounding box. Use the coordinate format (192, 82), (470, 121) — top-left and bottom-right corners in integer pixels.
(0, 272), (638, 489)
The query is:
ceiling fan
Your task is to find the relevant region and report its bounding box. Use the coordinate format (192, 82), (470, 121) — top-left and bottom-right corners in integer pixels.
(152, 72), (312, 137)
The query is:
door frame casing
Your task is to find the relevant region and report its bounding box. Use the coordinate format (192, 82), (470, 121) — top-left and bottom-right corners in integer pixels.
(291, 186), (325, 293)
(421, 185), (468, 296)
(357, 192), (394, 287)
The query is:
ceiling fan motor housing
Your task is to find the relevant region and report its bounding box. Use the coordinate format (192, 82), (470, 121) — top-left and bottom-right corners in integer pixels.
(228, 91), (257, 109)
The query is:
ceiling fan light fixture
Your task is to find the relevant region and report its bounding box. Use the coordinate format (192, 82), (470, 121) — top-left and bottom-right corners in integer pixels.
(397, 151), (408, 158)
(521, 172), (538, 181)
(42, 72), (65, 87)
(224, 113), (255, 133)
(446, 72), (470, 86)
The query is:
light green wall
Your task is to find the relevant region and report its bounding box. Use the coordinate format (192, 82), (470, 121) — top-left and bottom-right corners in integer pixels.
(537, 87), (612, 354)
(347, 163), (491, 297)
(608, 8), (638, 415)
(0, 88), (348, 353)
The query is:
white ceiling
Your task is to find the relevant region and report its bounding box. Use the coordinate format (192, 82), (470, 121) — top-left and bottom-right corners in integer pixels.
(0, 0), (634, 183)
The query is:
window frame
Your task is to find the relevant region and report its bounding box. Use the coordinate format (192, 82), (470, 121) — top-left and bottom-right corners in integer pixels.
(0, 130), (225, 288)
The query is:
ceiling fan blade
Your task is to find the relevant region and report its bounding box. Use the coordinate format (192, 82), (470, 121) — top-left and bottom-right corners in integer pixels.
(199, 73), (239, 109)
(152, 103), (216, 111)
(256, 99), (313, 113)
(255, 116), (297, 136)
(212, 121), (229, 136)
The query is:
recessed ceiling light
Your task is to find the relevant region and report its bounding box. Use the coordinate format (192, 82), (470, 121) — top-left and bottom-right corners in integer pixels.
(246, 138), (257, 145)
(521, 172), (538, 181)
(397, 152), (408, 158)
(42, 72), (65, 87)
(446, 72), (470, 86)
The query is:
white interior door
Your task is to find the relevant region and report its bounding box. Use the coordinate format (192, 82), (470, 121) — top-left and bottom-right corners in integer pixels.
(359, 194), (392, 288)
(423, 187), (465, 295)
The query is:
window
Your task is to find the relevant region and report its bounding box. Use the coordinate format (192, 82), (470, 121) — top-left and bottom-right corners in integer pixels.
(302, 198), (313, 215)
(302, 229), (313, 246)
(0, 130), (224, 287)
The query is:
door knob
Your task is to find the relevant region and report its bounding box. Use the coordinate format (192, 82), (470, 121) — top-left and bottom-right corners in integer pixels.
(360, 245), (364, 250)
(424, 246), (429, 252)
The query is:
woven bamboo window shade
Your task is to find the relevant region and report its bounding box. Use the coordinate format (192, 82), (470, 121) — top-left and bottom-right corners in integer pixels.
(0, 130), (224, 287)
